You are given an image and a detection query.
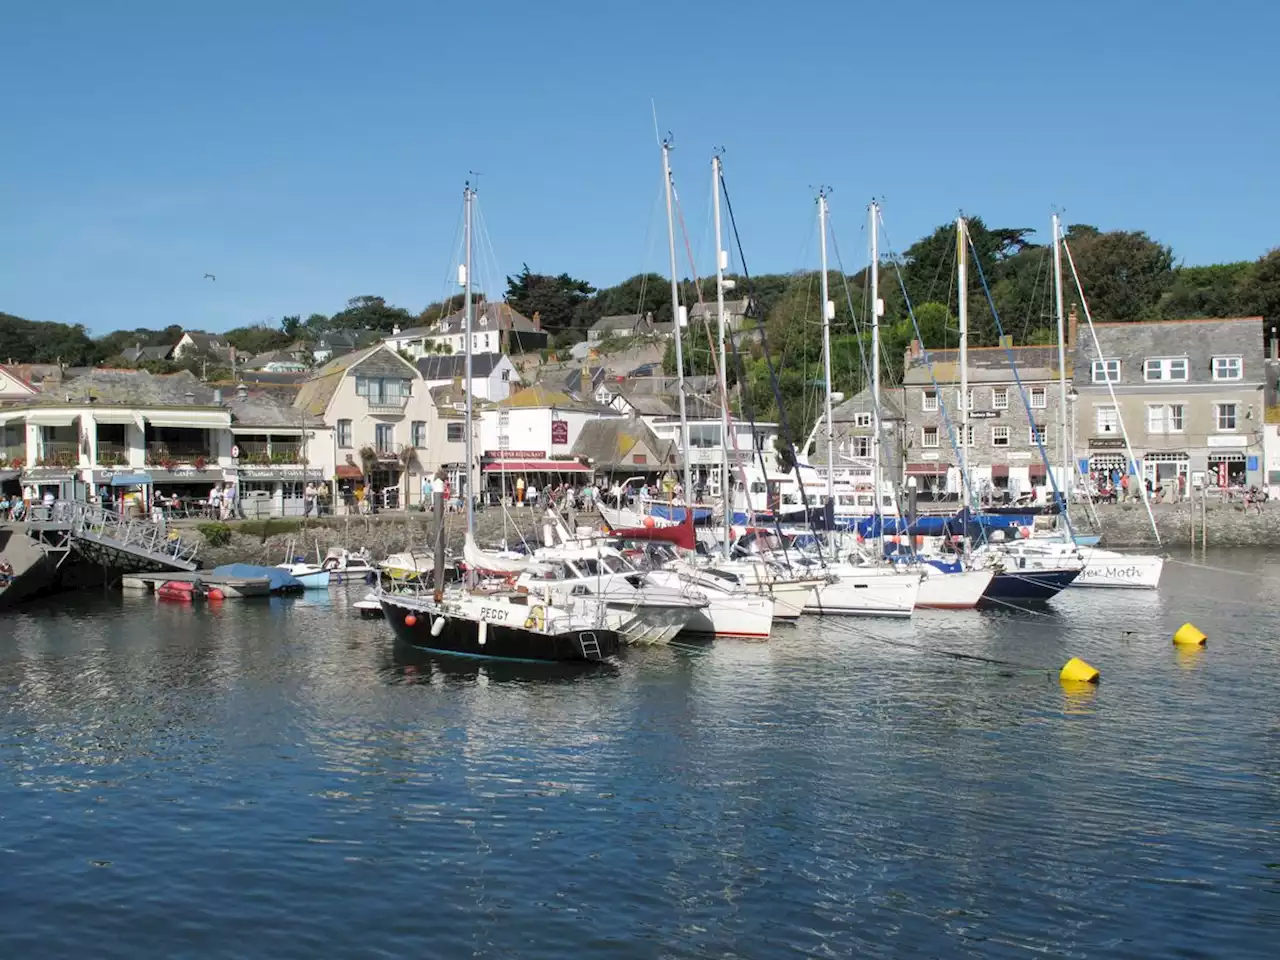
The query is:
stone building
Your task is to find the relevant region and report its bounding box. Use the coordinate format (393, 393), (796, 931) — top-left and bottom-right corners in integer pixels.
(899, 339), (1069, 498)
(1071, 316), (1265, 493)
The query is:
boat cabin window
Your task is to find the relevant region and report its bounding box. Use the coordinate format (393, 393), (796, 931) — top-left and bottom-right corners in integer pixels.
(750, 482), (767, 494)
(600, 555), (629, 574)
(706, 568), (743, 586)
(571, 558), (604, 577)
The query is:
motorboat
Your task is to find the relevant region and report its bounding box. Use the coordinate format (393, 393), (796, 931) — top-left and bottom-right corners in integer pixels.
(516, 545), (707, 645)
(993, 540), (1163, 590)
(275, 561), (331, 590)
(321, 547), (379, 583)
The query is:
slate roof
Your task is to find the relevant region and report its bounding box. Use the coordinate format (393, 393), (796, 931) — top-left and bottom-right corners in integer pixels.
(1071, 316), (1264, 388)
(121, 344), (174, 364)
(903, 344), (1062, 385)
(227, 390), (325, 428)
(350, 349), (417, 379)
(236, 371), (310, 386)
(830, 386), (905, 422)
(570, 416), (671, 469)
(560, 365), (610, 398)
(416, 353), (509, 381)
(590, 314), (646, 334)
(22, 369), (216, 406)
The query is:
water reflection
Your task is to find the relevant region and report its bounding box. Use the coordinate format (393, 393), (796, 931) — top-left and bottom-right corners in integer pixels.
(1, 567), (1280, 957)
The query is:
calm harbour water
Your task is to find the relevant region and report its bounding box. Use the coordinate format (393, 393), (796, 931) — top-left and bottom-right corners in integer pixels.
(1, 552), (1278, 958)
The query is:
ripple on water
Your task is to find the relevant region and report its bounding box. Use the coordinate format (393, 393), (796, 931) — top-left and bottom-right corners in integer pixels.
(1, 562), (1280, 957)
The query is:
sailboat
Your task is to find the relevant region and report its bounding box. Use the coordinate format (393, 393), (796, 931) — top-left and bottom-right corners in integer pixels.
(1014, 214), (1165, 590)
(941, 215), (1080, 601)
(379, 183), (624, 662)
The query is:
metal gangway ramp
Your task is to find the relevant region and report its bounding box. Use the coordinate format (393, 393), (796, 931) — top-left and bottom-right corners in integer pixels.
(26, 500), (200, 573)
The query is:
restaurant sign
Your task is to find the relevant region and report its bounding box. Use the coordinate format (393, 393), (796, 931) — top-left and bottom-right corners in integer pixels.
(551, 420), (569, 445)
(1088, 437), (1125, 449)
(484, 449), (545, 460)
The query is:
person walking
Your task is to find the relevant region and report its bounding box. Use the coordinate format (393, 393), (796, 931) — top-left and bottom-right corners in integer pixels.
(303, 482), (316, 518)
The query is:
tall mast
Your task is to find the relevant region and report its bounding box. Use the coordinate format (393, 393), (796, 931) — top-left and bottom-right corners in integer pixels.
(956, 217), (971, 509)
(661, 138), (693, 505)
(818, 189), (835, 505)
(1051, 213), (1070, 501)
(869, 200), (882, 531)
(463, 182), (476, 544)
(713, 153), (732, 559)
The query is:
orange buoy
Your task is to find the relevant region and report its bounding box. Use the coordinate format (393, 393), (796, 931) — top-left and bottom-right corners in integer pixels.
(404, 614), (417, 627)
(206, 588), (224, 601)
(642, 516), (656, 528)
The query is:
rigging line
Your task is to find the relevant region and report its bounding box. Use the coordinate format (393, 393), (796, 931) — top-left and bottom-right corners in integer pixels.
(966, 229), (1078, 546)
(878, 216), (972, 499)
(719, 170), (825, 560)
(1061, 236), (1161, 546)
(673, 166), (792, 560)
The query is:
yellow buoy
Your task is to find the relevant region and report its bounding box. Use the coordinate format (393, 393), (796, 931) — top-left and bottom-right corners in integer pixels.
(1059, 657), (1100, 684)
(1173, 623), (1207, 647)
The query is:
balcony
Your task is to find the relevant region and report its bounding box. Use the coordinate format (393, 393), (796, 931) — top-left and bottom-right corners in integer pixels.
(37, 441), (79, 468)
(365, 395), (410, 414)
(146, 442), (213, 470)
(1, 443), (26, 467)
(238, 439), (305, 465)
(95, 442), (131, 467)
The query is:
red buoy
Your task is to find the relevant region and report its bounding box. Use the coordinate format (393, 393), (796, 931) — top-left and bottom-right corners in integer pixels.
(404, 614), (417, 627)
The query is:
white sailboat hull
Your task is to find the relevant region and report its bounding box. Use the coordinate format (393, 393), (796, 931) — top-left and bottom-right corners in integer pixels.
(916, 568), (994, 609)
(1071, 551), (1164, 589)
(804, 569), (920, 617)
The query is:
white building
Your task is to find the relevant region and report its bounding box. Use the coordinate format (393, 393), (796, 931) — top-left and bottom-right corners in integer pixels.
(384, 303), (547, 359)
(416, 353), (519, 403)
(477, 385), (618, 489)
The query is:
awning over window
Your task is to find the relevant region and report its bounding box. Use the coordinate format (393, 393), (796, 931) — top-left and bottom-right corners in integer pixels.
(144, 411), (229, 429)
(0, 469), (19, 483)
(1029, 463), (1047, 477)
(1208, 452), (1246, 462)
(482, 460), (590, 473)
(905, 462), (948, 475)
(89, 410), (142, 426)
(108, 473), (153, 487)
(335, 464), (363, 479)
(24, 410), (79, 427)
(990, 464), (1009, 478)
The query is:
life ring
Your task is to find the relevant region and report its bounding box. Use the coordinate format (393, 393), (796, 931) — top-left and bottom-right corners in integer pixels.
(523, 604), (546, 631)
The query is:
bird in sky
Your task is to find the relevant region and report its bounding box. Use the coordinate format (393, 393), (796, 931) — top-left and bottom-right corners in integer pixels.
(203, 273), (216, 281)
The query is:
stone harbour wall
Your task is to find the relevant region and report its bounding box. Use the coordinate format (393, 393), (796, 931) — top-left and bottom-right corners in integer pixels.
(189, 506), (560, 569)
(1081, 501), (1280, 549)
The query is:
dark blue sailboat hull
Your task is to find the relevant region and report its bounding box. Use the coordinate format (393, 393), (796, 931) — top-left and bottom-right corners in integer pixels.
(982, 567), (1079, 602)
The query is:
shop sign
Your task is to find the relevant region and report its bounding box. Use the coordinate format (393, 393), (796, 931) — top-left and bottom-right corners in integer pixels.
(968, 410), (1000, 420)
(1206, 435), (1247, 448)
(484, 449), (545, 460)
(1088, 437), (1125, 449)
(551, 421), (569, 445)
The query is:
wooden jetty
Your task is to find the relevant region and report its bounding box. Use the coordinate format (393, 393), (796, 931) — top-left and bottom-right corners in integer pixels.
(120, 571), (272, 598)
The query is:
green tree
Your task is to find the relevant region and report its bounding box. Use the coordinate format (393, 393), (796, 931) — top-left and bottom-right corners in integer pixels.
(505, 265), (594, 338)
(224, 322), (291, 356)
(328, 296), (414, 333)
(0, 312), (100, 365)
(1061, 226), (1174, 322)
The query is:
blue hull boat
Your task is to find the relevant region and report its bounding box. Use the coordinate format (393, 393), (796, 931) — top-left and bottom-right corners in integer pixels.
(981, 567), (1079, 602)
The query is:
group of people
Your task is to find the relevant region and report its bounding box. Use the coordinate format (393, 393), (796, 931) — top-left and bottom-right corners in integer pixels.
(0, 485), (56, 521)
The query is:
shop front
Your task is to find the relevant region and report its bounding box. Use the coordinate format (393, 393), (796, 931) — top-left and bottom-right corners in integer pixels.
(1141, 452), (1189, 499)
(19, 469), (84, 512)
(1206, 451), (1247, 490)
(237, 466), (327, 519)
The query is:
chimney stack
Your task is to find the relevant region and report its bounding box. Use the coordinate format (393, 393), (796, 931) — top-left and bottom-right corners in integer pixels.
(236, 383), (249, 402)
(1068, 307), (1079, 350)
(580, 365), (590, 397)
(213, 388), (223, 405)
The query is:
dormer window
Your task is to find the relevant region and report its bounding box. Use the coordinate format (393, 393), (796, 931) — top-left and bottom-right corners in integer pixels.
(1091, 358), (1121, 383)
(1144, 358), (1188, 382)
(1212, 356), (1242, 381)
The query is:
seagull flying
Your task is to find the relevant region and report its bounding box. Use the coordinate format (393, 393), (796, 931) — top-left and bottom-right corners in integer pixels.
(204, 273), (216, 281)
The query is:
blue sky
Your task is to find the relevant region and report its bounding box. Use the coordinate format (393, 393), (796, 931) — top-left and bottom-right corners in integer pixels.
(1, 0), (1275, 335)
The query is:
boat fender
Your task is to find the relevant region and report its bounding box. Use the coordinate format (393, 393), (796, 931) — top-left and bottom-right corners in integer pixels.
(477, 619), (487, 646)
(206, 588), (225, 601)
(404, 614), (417, 627)
(524, 605), (546, 631)
(431, 615), (447, 637)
